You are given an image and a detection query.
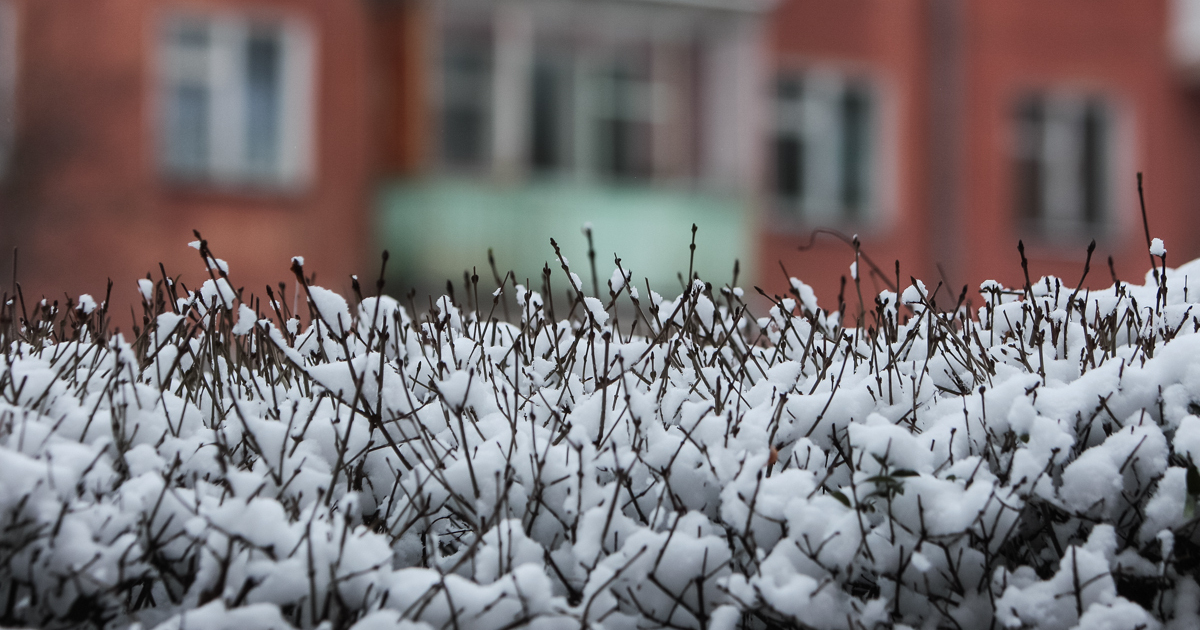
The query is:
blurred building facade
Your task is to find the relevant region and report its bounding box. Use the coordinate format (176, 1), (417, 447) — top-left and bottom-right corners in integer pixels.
(372, 0), (767, 295)
(763, 0), (1200, 304)
(2, 0), (1200, 312)
(0, 0), (374, 311)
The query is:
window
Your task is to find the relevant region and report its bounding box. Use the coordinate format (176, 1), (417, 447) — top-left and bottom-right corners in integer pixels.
(1013, 94), (1111, 230)
(0, 0), (16, 179)
(529, 52), (572, 173)
(159, 14), (313, 188)
(441, 32), (492, 170)
(592, 50), (654, 181)
(773, 73), (876, 221)
(526, 44), (665, 182)
(438, 16), (693, 185)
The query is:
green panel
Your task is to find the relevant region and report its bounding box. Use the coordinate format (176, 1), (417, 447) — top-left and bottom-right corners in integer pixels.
(377, 178), (753, 296)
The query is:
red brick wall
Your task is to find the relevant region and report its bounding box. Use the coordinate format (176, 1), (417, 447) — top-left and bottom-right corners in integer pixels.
(962, 0), (1193, 290)
(760, 0), (932, 309)
(760, 0), (1200, 310)
(0, 0), (373, 318)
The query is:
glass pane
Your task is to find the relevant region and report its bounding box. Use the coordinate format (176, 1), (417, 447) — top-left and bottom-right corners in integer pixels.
(442, 35), (491, 168)
(1080, 100), (1107, 224)
(531, 58), (568, 172)
(164, 22), (210, 177)
(176, 21), (209, 51)
(776, 77), (802, 102)
(167, 85), (209, 175)
(774, 134), (803, 202)
(840, 83), (871, 217)
(245, 27), (282, 177)
(1014, 98), (1045, 220)
(595, 54), (652, 181)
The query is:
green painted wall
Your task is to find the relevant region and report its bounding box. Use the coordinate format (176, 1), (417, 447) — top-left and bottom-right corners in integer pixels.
(377, 178), (753, 296)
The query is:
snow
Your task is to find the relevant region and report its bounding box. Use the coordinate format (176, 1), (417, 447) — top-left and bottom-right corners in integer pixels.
(77, 293), (97, 314)
(609, 267), (628, 293)
(198, 277), (236, 309)
(138, 278), (155, 303)
(583, 296), (608, 326)
(308, 285), (350, 337)
(232, 303), (257, 335)
(1152, 238), (1167, 257)
(788, 277), (820, 314)
(7, 248), (1200, 628)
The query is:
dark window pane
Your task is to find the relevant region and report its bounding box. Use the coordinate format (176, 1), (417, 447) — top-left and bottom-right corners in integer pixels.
(596, 55), (652, 181)
(603, 119), (652, 180)
(176, 22), (208, 48)
(443, 107), (485, 166)
(1080, 100), (1106, 224)
(840, 84), (870, 217)
(442, 37), (491, 168)
(776, 77), (802, 101)
(1014, 99), (1045, 221)
(773, 75), (804, 210)
(245, 27), (282, 175)
(774, 135), (802, 201)
(531, 60), (562, 171)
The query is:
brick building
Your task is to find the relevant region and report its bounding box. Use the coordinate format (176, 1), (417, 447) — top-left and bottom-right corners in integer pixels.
(763, 0), (1200, 304)
(2, 0), (1200, 315)
(0, 0), (374, 311)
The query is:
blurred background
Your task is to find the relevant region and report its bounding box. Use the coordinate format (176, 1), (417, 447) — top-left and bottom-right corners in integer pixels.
(2, 0), (1200, 316)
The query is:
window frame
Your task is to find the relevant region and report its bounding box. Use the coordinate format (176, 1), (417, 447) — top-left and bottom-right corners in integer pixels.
(528, 47), (575, 175)
(436, 7), (701, 187)
(157, 10), (315, 191)
(1011, 91), (1115, 235)
(438, 25), (494, 173)
(589, 45), (657, 182)
(771, 69), (880, 225)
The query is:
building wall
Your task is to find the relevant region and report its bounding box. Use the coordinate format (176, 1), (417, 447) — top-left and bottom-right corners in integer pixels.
(759, 0), (931, 309)
(373, 0), (767, 295)
(0, 0), (373, 314)
(372, 0), (430, 176)
(4, 0), (1198, 319)
(962, 0), (1193, 290)
(760, 0), (1200, 310)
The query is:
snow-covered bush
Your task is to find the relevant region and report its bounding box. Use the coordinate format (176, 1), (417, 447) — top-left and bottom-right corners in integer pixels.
(2, 236), (1200, 629)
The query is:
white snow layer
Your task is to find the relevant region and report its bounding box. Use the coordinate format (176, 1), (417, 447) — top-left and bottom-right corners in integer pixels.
(6, 252), (1200, 629)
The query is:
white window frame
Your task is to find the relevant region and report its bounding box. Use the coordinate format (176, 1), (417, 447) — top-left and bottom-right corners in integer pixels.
(774, 70), (878, 223)
(0, 0), (17, 179)
(159, 11), (315, 189)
